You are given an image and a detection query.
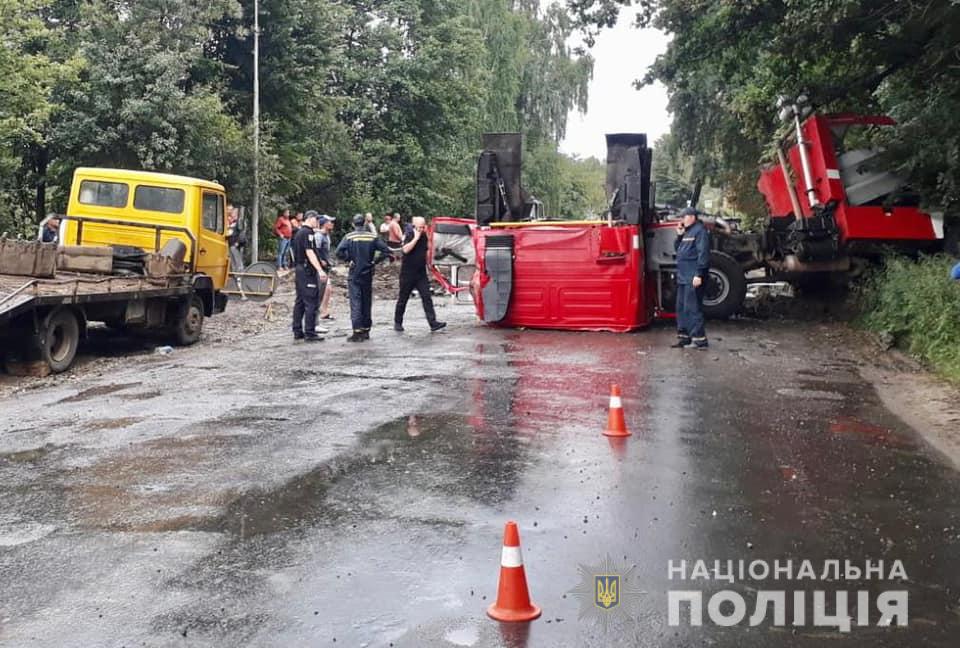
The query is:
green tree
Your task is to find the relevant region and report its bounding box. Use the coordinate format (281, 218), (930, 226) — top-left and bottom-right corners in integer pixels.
(0, 0), (81, 234)
(50, 0), (249, 208)
(569, 0), (960, 220)
(1, 0), (602, 240)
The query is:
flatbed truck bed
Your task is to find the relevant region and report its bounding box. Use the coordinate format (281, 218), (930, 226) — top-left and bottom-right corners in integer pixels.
(0, 268), (224, 375)
(0, 272), (193, 322)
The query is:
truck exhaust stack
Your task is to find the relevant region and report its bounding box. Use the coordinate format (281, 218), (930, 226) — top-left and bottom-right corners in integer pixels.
(605, 133), (652, 225)
(476, 133), (525, 225)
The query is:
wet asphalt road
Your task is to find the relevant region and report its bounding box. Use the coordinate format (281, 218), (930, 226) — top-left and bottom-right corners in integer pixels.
(1, 301), (959, 647)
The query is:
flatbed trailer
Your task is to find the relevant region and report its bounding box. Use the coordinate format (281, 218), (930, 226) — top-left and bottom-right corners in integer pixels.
(0, 267), (222, 374)
(0, 272), (194, 321)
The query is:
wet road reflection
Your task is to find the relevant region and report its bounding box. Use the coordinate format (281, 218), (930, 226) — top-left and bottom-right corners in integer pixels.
(2, 322), (959, 647)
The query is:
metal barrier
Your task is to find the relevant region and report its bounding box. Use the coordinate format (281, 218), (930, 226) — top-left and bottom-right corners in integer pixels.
(60, 214), (198, 273)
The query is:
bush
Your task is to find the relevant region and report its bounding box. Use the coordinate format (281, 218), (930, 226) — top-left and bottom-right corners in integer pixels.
(860, 255), (960, 383)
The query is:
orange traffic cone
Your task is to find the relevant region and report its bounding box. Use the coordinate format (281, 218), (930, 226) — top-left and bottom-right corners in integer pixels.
(487, 521), (542, 622)
(602, 383), (631, 437)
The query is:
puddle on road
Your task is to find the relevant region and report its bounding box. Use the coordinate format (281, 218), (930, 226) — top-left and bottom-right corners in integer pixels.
(289, 369), (438, 384)
(444, 622), (480, 646)
(775, 387), (846, 401)
(208, 405), (317, 431)
(57, 382), (142, 403)
(210, 409), (538, 538)
(67, 433), (258, 532)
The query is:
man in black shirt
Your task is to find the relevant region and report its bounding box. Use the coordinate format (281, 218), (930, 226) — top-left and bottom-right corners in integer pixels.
(290, 211), (327, 342)
(394, 216), (446, 333)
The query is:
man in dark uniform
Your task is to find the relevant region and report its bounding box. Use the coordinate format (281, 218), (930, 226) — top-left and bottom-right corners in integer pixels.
(336, 213), (394, 342)
(672, 207), (710, 349)
(291, 211), (327, 342)
(394, 216), (446, 333)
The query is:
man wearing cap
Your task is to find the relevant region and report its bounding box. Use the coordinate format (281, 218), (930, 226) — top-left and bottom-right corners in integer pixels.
(673, 207), (711, 349)
(336, 214), (394, 342)
(290, 211), (327, 342)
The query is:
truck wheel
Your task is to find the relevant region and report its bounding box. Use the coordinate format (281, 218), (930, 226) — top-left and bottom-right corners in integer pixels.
(40, 308), (81, 373)
(702, 251), (747, 319)
(172, 296), (204, 346)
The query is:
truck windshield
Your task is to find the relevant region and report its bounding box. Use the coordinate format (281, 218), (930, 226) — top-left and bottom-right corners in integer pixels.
(829, 124), (912, 207)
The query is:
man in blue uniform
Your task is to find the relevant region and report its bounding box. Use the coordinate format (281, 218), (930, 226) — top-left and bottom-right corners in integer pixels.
(336, 213), (394, 342)
(672, 207), (710, 349)
(290, 211), (327, 342)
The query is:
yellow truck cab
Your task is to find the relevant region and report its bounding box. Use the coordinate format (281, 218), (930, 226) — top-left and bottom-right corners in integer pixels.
(64, 168), (230, 289)
(0, 168), (231, 375)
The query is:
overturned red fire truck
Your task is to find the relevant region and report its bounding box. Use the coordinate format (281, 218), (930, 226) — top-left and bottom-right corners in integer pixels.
(429, 99), (948, 333)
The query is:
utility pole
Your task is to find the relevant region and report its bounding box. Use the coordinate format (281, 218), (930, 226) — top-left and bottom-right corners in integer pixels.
(251, 0), (260, 263)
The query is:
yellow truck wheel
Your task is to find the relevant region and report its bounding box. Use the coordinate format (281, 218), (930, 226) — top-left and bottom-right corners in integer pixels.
(40, 307), (81, 373)
(172, 296), (204, 346)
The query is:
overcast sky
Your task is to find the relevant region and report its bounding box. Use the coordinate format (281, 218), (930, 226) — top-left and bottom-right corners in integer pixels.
(559, 13), (672, 161)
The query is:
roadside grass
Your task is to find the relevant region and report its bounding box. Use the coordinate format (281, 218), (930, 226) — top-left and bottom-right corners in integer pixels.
(859, 254), (960, 383)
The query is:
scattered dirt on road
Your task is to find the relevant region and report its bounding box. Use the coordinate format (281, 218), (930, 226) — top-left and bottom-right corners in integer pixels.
(852, 332), (960, 469)
(84, 416), (145, 431)
(0, 443), (57, 463)
(57, 382), (142, 403)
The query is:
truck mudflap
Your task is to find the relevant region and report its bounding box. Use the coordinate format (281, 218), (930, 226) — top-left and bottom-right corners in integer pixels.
(480, 235), (514, 323)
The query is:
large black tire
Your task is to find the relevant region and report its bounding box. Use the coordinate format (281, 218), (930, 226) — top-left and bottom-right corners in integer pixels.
(702, 251), (747, 319)
(172, 296), (204, 346)
(40, 307), (81, 373)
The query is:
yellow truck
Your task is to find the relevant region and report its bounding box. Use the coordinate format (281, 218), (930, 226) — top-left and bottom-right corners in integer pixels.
(0, 168), (231, 374)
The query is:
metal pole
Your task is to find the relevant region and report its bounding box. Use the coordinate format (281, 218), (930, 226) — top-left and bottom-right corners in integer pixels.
(251, 0), (260, 263)
(793, 107), (820, 209)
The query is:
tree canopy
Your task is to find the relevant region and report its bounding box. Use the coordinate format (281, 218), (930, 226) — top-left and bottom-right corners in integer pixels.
(569, 0), (960, 216)
(0, 0), (607, 243)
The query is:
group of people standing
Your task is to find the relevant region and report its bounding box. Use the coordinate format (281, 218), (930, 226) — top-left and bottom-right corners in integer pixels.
(289, 211), (445, 344)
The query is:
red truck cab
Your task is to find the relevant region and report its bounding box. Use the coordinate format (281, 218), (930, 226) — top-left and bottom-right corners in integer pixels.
(429, 133), (680, 332)
(431, 218), (654, 332)
(757, 112), (943, 252)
